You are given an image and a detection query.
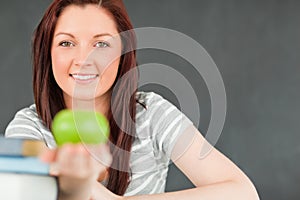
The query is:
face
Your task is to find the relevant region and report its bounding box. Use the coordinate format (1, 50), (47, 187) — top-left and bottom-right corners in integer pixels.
(51, 4), (122, 106)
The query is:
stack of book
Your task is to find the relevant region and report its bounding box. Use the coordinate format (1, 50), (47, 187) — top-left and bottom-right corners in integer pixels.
(0, 137), (58, 200)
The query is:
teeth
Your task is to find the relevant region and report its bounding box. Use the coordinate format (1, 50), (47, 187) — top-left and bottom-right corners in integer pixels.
(72, 74), (98, 80)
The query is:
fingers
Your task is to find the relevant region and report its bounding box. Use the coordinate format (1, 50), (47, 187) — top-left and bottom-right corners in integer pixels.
(51, 144), (91, 178)
(39, 148), (57, 163)
(42, 143), (111, 198)
(47, 143), (111, 179)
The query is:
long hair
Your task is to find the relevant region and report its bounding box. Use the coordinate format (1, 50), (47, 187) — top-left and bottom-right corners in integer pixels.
(32, 0), (137, 195)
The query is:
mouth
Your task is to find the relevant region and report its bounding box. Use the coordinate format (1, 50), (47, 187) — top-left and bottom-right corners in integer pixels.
(70, 73), (99, 83)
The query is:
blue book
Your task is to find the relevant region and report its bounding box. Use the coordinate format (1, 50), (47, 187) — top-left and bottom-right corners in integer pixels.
(0, 137), (58, 199)
(0, 156), (50, 175)
(0, 137), (50, 174)
(0, 137), (47, 157)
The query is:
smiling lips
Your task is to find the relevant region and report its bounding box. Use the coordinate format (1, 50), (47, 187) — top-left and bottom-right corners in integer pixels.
(70, 73), (99, 84)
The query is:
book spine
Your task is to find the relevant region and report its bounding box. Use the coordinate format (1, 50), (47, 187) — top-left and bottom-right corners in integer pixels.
(0, 137), (46, 156)
(0, 156), (50, 175)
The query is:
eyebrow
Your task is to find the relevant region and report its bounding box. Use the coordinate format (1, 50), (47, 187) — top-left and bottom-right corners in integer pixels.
(54, 32), (114, 38)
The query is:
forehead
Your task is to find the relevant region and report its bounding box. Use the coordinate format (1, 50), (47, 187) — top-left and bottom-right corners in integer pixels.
(54, 4), (118, 35)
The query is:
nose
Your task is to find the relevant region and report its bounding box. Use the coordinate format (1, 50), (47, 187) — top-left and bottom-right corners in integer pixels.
(74, 47), (93, 67)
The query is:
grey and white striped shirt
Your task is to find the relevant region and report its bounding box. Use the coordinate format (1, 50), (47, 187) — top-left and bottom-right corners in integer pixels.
(5, 91), (193, 196)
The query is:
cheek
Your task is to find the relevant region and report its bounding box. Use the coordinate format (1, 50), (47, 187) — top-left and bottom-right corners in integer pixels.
(90, 47), (121, 75)
(51, 50), (71, 84)
(97, 58), (120, 93)
(103, 58), (119, 80)
(92, 47), (121, 90)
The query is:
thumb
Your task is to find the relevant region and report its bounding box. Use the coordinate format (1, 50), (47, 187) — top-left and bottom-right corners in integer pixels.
(39, 148), (58, 163)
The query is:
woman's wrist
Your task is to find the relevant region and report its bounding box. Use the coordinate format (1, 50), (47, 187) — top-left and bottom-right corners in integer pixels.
(58, 179), (93, 200)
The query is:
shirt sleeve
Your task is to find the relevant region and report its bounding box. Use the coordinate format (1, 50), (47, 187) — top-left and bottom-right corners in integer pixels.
(147, 92), (194, 160)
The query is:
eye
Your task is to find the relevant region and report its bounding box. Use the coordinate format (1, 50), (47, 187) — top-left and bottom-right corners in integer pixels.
(59, 41), (75, 47)
(95, 41), (110, 48)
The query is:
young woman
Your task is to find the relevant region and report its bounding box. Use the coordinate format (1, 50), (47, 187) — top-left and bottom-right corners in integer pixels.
(5, 0), (259, 199)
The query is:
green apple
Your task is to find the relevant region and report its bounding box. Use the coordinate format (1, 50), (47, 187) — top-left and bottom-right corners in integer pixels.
(51, 109), (110, 146)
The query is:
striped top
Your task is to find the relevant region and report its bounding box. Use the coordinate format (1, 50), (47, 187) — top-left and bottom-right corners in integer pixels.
(5, 91), (193, 196)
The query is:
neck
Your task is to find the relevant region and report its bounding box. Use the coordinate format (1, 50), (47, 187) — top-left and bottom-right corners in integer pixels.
(64, 91), (111, 118)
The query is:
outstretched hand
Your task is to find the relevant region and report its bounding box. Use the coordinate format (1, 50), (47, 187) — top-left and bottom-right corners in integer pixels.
(40, 143), (113, 200)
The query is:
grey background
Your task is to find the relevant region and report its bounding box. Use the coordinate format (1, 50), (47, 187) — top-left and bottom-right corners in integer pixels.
(1, 0), (300, 199)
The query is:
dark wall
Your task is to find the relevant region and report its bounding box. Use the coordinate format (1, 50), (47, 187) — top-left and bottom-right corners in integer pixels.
(1, 1), (300, 199)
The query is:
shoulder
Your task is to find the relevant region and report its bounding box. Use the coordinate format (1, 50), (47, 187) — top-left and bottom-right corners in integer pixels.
(5, 104), (56, 148)
(135, 90), (190, 123)
(135, 91), (171, 124)
(135, 91), (186, 122)
(135, 91), (193, 154)
(6, 104), (42, 125)
(15, 104), (39, 118)
(136, 91), (168, 109)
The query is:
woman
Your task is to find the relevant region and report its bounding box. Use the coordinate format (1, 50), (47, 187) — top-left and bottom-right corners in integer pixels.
(5, 0), (259, 199)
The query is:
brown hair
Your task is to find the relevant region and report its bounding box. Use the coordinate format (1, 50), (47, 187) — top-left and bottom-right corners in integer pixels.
(32, 0), (137, 195)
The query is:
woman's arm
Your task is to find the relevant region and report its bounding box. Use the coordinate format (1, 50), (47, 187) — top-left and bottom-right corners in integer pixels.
(93, 125), (259, 200)
(139, 126), (259, 199)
